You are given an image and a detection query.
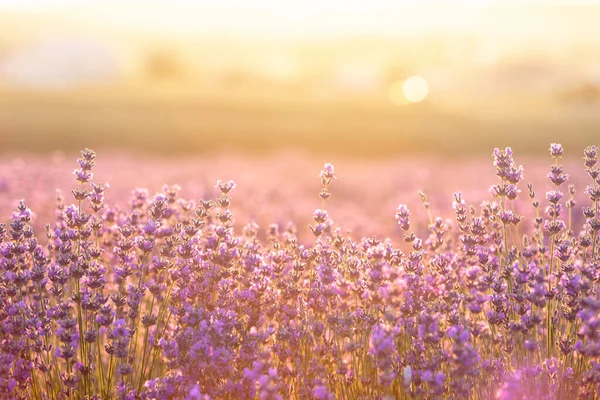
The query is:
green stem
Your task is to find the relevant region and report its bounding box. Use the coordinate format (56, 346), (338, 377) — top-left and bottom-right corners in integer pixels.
(136, 296), (156, 393)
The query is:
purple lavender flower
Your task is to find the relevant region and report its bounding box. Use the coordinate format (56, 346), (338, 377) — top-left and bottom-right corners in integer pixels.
(550, 143), (564, 158)
(395, 203), (411, 231)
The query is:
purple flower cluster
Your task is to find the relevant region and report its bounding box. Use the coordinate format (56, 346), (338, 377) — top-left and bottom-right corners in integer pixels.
(1, 144), (600, 399)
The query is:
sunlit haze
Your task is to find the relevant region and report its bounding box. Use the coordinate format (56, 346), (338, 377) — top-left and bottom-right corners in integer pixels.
(1, 0), (600, 154)
(2, 0), (600, 38)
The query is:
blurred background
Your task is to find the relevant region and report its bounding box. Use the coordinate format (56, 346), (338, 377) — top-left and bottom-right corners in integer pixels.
(1, 0), (600, 157)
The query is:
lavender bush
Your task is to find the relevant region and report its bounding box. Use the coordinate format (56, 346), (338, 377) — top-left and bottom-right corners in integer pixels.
(1, 144), (600, 399)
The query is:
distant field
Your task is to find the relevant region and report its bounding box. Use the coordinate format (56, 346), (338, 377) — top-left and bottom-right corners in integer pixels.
(1, 89), (599, 156)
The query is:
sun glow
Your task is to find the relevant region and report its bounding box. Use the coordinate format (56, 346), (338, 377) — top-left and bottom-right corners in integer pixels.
(388, 76), (429, 106)
(402, 76), (429, 103)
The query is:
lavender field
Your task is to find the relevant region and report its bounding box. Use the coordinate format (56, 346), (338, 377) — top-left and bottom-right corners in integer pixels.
(1, 144), (600, 399)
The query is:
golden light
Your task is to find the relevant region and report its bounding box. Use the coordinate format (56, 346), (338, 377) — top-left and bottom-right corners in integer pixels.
(388, 80), (411, 106)
(402, 76), (429, 103)
(388, 76), (430, 106)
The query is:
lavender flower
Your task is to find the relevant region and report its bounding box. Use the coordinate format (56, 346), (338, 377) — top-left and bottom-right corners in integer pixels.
(0, 145), (599, 399)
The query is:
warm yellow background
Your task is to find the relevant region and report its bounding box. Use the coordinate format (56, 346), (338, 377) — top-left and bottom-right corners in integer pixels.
(1, 0), (599, 156)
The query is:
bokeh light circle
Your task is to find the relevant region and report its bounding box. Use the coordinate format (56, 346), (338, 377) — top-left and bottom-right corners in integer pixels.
(402, 75), (429, 103)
